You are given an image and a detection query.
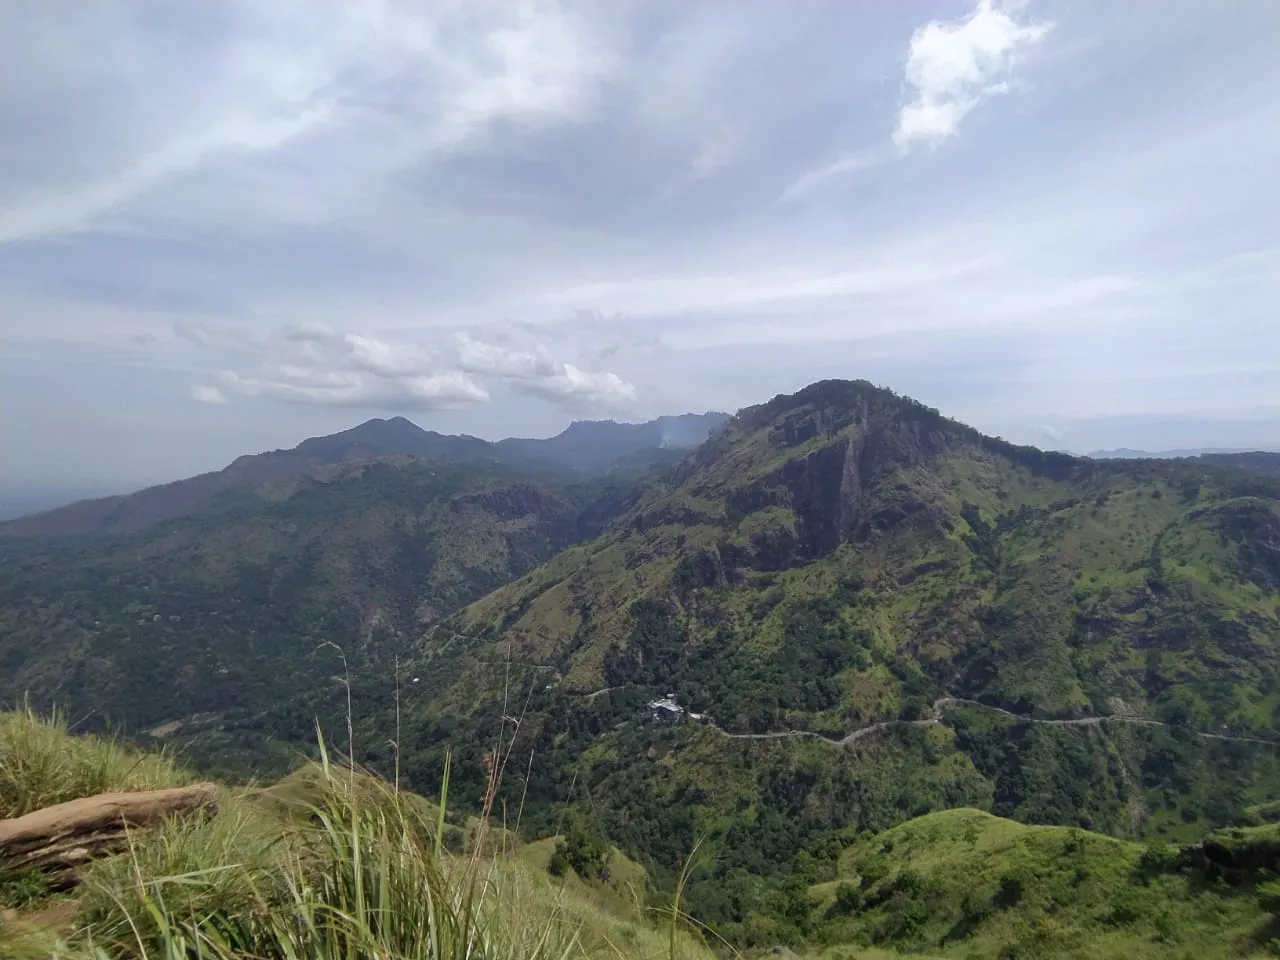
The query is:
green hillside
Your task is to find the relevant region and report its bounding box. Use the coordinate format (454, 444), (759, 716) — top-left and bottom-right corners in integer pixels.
(0, 708), (715, 960)
(6, 379), (1280, 954)
(451, 380), (1280, 729)
(0, 454), (669, 771)
(6, 709), (1280, 960)
(328, 380), (1280, 944)
(805, 807), (1278, 958)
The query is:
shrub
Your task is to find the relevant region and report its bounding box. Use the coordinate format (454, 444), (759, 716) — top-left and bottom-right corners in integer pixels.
(557, 821), (609, 881)
(832, 881), (862, 914)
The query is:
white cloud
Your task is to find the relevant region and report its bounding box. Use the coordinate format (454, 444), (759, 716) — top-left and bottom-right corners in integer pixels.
(176, 322), (488, 411)
(190, 383), (229, 405)
(218, 368), (487, 410)
(456, 332), (561, 381)
(893, 0), (1052, 151)
(173, 321), (635, 413)
(456, 332), (637, 411)
(517, 364), (637, 409)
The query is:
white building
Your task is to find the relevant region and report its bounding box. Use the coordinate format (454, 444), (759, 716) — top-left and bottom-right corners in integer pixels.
(646, 693), (685, 724)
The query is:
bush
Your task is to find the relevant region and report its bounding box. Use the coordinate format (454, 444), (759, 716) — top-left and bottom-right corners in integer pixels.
(859, 853), (889, 890)
(548, 846), (571, 877)
(996, 870), (1026, 908)
(0, 869), (50, 909)
(1137, 839), (1181, 878)
(832, 881), (862, 914)
(556, 821), (609, 880)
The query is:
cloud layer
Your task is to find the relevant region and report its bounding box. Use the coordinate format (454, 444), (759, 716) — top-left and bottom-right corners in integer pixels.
(1, 0), (1278, 487)
(182, 321), (636, 413)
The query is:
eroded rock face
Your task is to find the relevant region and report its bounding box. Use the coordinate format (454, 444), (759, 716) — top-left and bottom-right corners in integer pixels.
(726, 404), (960, 563)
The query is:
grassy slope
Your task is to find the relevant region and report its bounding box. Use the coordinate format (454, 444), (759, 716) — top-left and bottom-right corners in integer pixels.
(8, 711), (1280, 960)
(0, 709), (717, 960)
(810, 808), (1276, 959)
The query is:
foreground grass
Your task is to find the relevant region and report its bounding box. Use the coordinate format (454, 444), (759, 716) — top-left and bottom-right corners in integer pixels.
(0, 703), (189, 819)
(0, 709), (716, 960)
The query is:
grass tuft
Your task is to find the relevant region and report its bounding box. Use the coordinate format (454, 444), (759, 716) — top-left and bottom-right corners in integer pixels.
(0, 702), (189, 820)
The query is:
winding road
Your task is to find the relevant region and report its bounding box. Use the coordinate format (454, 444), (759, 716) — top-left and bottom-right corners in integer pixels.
(695, 697), (1280, 748)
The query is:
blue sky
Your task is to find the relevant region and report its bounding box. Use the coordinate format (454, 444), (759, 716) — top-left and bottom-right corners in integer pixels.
(1, 0), (1278, 494)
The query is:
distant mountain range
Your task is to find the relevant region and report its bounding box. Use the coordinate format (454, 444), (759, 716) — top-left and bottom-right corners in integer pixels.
(0, 412), (730, 539)
(1089, 446), (1280, 464)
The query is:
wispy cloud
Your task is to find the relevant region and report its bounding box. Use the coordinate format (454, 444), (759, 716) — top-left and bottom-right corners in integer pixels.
(190, 383), (229, 405)
(778, 148), (892, 204)
(0, 110), (332, 245)
(0, 0), (615, 245)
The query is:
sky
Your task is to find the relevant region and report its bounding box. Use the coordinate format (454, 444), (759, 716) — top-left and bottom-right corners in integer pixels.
(2, 0), (1278, 501)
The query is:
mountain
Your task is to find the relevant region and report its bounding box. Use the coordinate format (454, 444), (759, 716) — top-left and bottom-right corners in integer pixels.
(295, 379), (1280, 941)
(448, 380), (1280, 727)
(497, 413), (732, 471)
(1088, 447), (1247, 459)
(0, 412), (729, 539)
(0, 454), (681, 752)
(6, 378), (1280, 950)
(1200, 451), (1280, 475)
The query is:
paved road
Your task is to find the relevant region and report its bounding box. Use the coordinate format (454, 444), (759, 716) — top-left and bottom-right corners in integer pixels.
(701, 696), (1280, 748)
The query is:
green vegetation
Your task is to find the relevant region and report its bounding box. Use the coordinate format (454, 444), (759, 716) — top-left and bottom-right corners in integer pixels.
(1, 701), (189, 818)
(388, 380), (1280, 945)
(0, 455), (667, 774)
(5, 379), (1280, 955)
(7, 710), (1280, 959)
(0, 708), (715, 960)
(809, 808), (1275, 958)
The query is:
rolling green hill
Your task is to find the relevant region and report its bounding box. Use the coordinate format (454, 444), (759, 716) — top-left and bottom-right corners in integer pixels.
(804, 807), (1279, 958)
